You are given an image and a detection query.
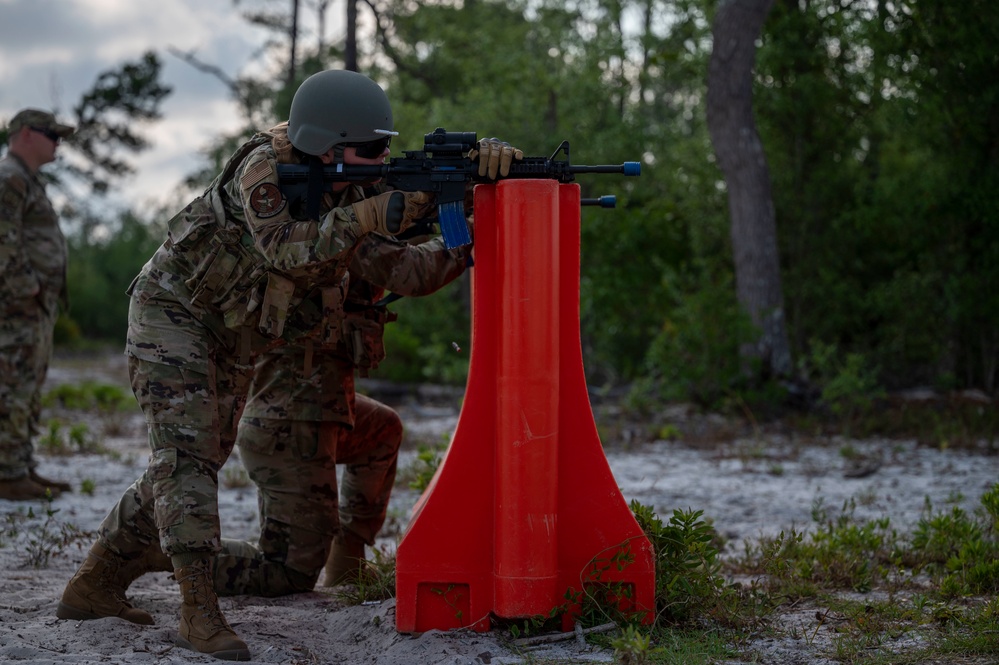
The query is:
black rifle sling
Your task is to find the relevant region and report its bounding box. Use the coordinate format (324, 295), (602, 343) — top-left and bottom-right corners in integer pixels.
(307, 156), (325, 221)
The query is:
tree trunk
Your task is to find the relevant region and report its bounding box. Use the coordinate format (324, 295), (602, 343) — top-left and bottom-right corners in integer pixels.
(706, 0), (792, 380)
(289, 0), (299, 84)
(345, 0), (358, 71)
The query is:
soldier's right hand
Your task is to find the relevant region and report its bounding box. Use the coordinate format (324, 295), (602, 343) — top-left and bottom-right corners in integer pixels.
(352, 191), (437, 236)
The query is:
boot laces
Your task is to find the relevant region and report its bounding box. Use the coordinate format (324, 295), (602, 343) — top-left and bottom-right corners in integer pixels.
(93, 551), (135, 607)
(180, 565), (231, 631)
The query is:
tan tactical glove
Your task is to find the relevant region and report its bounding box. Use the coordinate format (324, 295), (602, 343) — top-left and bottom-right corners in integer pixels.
(468, 138), (524, 180)
(352, 191), (437, 236)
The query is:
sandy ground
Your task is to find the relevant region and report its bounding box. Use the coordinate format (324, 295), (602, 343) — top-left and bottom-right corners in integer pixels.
(1, 352), (996, 664)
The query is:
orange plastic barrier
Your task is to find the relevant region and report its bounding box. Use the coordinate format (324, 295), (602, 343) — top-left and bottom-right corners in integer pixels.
(395, 180), (655, 633)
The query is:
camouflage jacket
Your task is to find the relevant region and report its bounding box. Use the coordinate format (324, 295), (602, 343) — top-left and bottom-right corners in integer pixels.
(341, 232), (470, 373)
(0, 153), (67, 327)
(126, 125), (370, 362)
(242, 232), (471, 422)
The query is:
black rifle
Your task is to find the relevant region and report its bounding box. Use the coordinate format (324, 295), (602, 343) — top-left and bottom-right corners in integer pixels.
(276, 128), (641, 248)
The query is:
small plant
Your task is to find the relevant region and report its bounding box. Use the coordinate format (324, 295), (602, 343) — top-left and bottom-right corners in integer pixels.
(910, 484), (999, 596)
(80, 478), (97, 495)
(398, 437), (449, 492)
(2, 496), (92, 568)
(36, 420), (103, 455)
(611, 624), (651, 665)
(504, 607), (562, 639)
(37, 420), (70, 455)
(631, 501), (725, 624)
(330, 545), (397, 605)
(43, 381), (130, 412)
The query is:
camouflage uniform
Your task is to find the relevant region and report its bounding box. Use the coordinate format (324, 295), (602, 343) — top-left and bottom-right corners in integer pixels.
(0, 152), (68, 481)
(92, 124), (374, 564)
(214, 232), (470, 596)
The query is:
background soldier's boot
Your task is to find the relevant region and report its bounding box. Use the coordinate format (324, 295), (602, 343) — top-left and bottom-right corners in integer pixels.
(56, 542), (154, 625)
(175, 558), (251, 661)
(322, 531), (368, 586)
(0, 476), (60, 500)
(29, 470), (72, 493)
(113, 546), (173, 598)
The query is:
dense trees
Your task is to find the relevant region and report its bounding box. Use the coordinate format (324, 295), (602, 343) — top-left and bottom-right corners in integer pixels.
(38, 0), (999, 402)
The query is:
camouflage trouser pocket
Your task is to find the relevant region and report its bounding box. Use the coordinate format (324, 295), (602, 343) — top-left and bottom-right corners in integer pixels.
(235, 416), (281, 456)
(255, 457), (338, 576)
(148, 445), (181, 529)
(238, 417), (325, 461)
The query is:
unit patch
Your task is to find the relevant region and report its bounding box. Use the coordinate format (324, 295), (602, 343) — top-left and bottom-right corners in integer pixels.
(249, 183), (287, 218)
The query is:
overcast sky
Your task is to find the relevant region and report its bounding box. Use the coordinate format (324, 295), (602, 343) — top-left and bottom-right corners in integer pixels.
(0, 0), (284, 209)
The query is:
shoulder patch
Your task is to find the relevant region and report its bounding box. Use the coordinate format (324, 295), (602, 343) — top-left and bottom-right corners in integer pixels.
(0, 180), (26, 213)
(240, 159), (273, 189)
(249, 183), (287, 218)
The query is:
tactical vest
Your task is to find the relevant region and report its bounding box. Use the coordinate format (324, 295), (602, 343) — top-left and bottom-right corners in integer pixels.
(139, 134), (350, 359)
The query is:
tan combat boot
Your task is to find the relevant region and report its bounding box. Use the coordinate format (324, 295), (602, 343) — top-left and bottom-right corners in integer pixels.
(175, 558), (251, 661)
(0, 476), (60, 501)
(112, 545), (173, 598)
(322, 531), (368, 586)
(56, 542), (154, 625)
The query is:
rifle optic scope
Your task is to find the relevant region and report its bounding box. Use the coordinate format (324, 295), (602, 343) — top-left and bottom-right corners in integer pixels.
(424, 128), (477, 154)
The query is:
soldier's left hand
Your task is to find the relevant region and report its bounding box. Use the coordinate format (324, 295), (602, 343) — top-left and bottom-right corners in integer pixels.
(469, 138), (524, 180)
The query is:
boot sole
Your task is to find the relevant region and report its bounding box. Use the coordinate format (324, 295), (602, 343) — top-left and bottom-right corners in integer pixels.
(56, 601), (102, 621)
(176, 637), (251, 661)
(56, 600), (154, 626)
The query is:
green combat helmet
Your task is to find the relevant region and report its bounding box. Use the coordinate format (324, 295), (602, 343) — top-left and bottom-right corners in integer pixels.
(288, 69), (397, 156)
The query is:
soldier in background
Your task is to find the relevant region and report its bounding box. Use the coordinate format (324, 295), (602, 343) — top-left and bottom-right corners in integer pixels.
(0, 109), (75, 501)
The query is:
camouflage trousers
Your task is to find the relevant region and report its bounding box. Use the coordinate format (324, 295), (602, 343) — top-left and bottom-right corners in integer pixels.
(0, 300), (55, 480)
(214, 393), (403, 597)
(96, 297), (254, 563)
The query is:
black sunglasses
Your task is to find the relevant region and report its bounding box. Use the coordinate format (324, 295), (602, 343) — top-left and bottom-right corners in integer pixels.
(347, 136), (391, 159)
(30, 126), (62, 143)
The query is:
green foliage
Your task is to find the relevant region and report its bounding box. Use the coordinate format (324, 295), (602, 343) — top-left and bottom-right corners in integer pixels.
(397, 438), (449, 492)
(642, 274), (759, 406)
(611, 624), (651, 665)
(39, 381), (133, 454)
(52, 0), (999, 402)
(37, 420), (102, 455)
(630, 501), (726, 624)
(758, 0), (999, 396)
(372, 281), (470, 385)
(802, 498), (897, 592)
(911, 485), (999, 596)
(63, 211), (164, 344)
(803, 340), (885, 433)
(329, 546), (397, 605)
(43, 381), (131, 412)
(68, 51), (172, 194)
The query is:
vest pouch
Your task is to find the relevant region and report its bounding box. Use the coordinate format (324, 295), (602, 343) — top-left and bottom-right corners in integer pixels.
(185, 235), (244, 311)
(165, 197), (216, 251)
(258, 272), (296, 339)
(344, 307), (397, 374)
